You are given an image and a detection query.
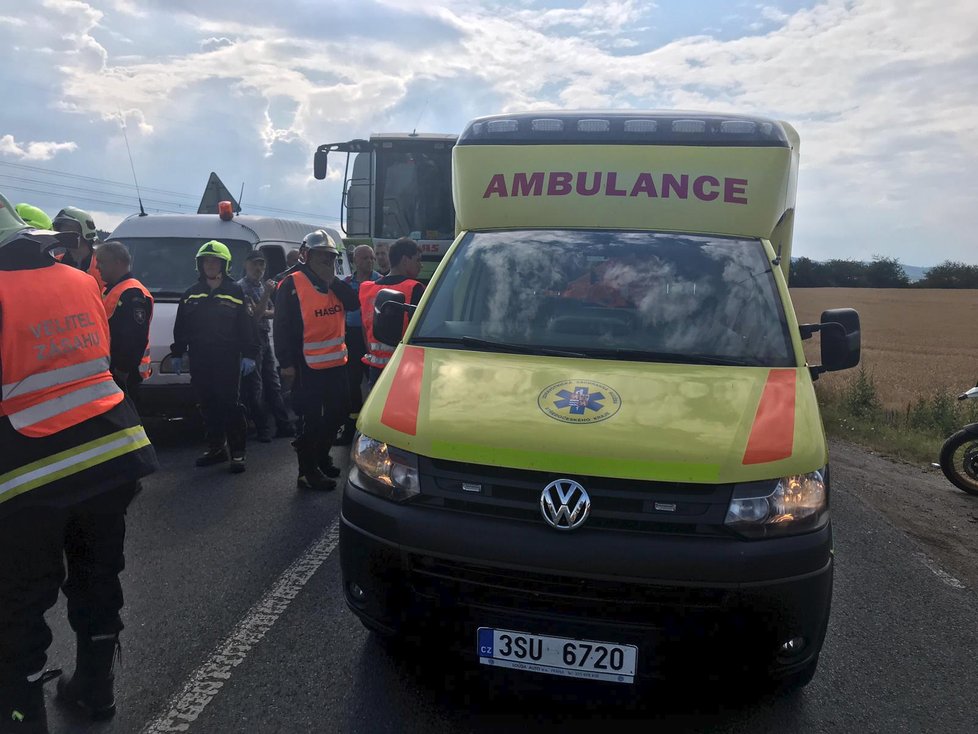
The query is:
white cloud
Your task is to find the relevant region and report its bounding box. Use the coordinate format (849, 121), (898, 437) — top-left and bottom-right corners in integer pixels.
(759, 5), (789, 23)
(7, 0), (978, 264)
(0, 134), (78, 161)
(200, 36), (234, 51)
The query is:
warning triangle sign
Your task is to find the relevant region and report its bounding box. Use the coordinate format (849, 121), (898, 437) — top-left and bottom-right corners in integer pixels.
(197, 172), (240, 214)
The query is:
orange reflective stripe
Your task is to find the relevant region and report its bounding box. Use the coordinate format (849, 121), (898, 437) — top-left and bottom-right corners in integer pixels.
(381, 346), (425, 436)
(742, 369), (797, 465)
(5, 378), (122, 435)
(139, 348), (152, 379)
(2, 356), (111, 400)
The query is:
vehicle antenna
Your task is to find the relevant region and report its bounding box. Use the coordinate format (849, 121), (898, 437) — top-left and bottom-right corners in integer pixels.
(412, 97), (429, 136)
(120, 112), (147, 217)
(238, 182), (245, 213)
(772, 242), (782, 266)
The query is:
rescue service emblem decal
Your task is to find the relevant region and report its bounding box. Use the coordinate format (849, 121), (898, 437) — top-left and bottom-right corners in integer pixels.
(538, 380), (621, 424)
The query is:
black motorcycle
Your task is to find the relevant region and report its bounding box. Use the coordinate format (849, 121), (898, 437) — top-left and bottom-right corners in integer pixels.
(939, 383), (978, 496)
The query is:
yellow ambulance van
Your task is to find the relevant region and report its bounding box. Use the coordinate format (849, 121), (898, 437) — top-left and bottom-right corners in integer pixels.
(341, 111), (861, 690)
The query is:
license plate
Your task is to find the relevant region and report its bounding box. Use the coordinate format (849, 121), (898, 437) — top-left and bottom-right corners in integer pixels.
(477, 628), (637, 684)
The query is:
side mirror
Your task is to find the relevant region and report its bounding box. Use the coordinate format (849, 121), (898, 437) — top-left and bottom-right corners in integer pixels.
(373, 288), (416, 346)
(805, 307), (860, 377)
(313, 149), (328, 180)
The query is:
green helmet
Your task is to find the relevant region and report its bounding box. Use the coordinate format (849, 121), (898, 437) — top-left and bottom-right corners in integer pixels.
(52, 206), (98, 243)
(196, 240), (232, 274)
(15, 203), (52, 230)
(0, 192), (77, 252)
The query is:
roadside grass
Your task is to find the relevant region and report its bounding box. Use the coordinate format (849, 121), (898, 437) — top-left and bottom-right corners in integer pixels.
(815, 367), (978, 465)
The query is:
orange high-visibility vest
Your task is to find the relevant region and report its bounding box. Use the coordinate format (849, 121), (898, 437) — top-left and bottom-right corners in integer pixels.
(103, 277), (154, 380)
(292, 271), (348, 369)
(0, 264), (123, 437)
(86, 255), (106, 292)
(359, 279), (419, 371)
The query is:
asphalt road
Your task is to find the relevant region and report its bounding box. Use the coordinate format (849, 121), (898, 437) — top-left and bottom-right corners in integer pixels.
(40, 427), (978, 734)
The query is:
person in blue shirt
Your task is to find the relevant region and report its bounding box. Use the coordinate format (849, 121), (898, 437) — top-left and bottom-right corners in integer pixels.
(237, 251), (294, 442)
(337, 244), (381, 445)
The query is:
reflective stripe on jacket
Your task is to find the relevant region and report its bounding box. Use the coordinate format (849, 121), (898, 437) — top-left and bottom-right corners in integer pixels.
(292, 271), (348, 369)
(0, 425), (151, 505)
(358, 279), (418, 370)
(103, 277), (154, 380)
(0, 264), (123, 437)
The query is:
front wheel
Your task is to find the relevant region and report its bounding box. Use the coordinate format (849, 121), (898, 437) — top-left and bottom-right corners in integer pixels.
(939, 429), (978, 496)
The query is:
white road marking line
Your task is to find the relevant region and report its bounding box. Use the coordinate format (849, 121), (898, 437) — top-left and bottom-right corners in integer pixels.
(914, 552), (967, 590)
(140, 519), (341, 733)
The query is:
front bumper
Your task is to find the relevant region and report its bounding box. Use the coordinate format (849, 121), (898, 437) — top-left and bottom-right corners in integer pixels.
(340, 476), (833, 683)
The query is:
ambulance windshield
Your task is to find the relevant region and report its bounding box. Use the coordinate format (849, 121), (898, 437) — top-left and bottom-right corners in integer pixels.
(411, 230), (795, 367)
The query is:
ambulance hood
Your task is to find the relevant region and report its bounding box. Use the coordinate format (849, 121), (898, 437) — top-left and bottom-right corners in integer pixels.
(363, 346), (826, 485)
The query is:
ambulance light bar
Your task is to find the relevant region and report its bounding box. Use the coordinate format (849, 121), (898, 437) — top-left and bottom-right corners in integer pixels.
(459, 111), (790, 147)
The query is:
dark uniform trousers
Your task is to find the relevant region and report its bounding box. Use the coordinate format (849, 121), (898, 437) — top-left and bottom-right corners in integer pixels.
(191, 348), (247, 453)
(345, 326), (368, 417)
(0, 482), (138, 679)
(292, 363), (350, 463)
(242, 332), (291, 435)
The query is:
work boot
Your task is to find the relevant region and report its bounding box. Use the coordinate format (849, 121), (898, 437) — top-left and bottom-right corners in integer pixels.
(229, 450), (247, 474)
(195, 444), (228, 467)
(334, 419), (356, 447)
(320, 454), (341, 479)
(296, 467), (336, 491)
(1, 670), (60, 733)
(56, 634), (118, 721)
(295, 438), (336, 491)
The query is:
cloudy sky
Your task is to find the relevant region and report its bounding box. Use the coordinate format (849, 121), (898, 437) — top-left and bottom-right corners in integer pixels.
(1, 0), (976, 266)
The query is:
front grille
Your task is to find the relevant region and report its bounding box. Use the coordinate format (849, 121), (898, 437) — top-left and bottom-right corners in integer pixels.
(408, 554), (728, 627)
(415, 457), (733, 535)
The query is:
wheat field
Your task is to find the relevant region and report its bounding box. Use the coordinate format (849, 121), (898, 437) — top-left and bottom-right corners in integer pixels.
(788, 288), (978, 410)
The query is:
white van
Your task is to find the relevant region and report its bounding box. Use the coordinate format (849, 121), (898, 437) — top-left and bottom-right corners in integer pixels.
(108, 211), (350, 417)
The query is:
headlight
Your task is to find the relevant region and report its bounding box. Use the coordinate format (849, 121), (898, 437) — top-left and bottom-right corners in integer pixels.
(350, 434), (421, 502)
(724, 469), (828, 539)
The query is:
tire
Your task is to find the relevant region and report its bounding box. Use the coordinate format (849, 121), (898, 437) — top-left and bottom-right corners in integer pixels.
(939, 429), (978, 496)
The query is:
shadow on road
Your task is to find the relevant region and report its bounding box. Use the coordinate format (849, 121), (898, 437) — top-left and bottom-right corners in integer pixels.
(340, 633), (811, 734)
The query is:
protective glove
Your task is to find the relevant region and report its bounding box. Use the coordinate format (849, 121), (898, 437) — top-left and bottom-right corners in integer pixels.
(241, 357), (257, 377)
(171, 356), (183, 376)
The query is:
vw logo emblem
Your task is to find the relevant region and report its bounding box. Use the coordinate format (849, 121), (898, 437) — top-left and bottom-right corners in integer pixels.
(540, 479), (591, 531)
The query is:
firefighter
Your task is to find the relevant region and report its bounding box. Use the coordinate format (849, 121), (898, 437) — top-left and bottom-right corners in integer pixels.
(51, 206), (104, 291)
(0, 202), (158, 731)
(95, 242), (153, 397)
(274, 230), (359, 491)
(169, 241), (258, 473)
(359, 237), (425, 384)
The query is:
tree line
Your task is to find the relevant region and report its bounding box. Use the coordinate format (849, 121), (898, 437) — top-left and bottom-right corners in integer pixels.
(790, 256), (978, 288)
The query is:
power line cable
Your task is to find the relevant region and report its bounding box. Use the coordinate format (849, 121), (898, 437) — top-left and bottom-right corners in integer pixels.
(0, 160), (199, 199)
(0, 161), (342, 221)
(0, 174), (198, 210)
(0, 183), (182, 214)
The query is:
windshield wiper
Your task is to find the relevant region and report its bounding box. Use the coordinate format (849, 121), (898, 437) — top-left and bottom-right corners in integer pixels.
(575, 348), (760, 367)
(411, 336), (586, 359)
